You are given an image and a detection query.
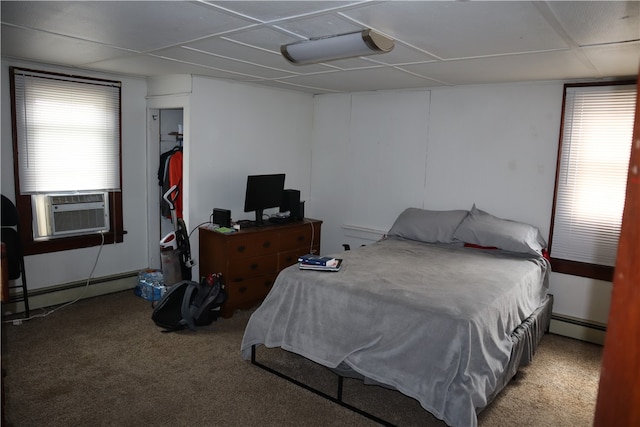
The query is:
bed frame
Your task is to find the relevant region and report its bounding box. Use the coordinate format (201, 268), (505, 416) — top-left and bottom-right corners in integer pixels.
(249, 294), (553, 426)
(250, 345), (395, 426)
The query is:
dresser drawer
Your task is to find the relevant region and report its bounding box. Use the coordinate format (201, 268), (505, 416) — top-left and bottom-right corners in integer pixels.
(278, 246), (320, 270)
(228, 254), (278, 281)
(226, 232), (279, 259)
(225, 275), (277, 305)
(278, 249), (301, 270)
(280, 225), (315, 252)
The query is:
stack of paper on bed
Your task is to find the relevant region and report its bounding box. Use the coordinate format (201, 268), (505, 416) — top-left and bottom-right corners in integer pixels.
(298, 254), (342, 272)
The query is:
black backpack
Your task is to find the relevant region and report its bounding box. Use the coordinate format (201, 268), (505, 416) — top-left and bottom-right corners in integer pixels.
(151, 273), (227, 332)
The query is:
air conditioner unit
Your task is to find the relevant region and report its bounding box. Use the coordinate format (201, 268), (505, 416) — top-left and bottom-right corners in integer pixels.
(48, 192), (110, 236)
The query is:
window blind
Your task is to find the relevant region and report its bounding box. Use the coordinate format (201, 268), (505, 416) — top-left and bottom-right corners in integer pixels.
(13, 69), (121, 194)
(551, 84), (636, 266)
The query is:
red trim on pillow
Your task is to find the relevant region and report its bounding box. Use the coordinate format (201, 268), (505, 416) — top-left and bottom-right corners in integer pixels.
(464, 243), (499, 250)
(542, 248), (550, 261)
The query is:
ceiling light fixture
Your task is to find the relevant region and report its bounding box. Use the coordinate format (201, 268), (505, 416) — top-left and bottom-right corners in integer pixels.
(281, 29), (394, 65)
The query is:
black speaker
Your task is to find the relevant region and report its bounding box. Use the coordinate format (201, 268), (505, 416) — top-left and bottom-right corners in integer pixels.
(280, 189), (300, 217)
(213, 208), (231, 228)
(292, 200), (305, 221)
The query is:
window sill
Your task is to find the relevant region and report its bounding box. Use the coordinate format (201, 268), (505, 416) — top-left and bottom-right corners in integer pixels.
(550, 257), (614, 282)
(23, 231), (124, 256)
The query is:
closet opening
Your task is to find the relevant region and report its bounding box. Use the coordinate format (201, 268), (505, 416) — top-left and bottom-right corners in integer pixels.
(158, 109), (184, 240)
(147, 107), (185, 278)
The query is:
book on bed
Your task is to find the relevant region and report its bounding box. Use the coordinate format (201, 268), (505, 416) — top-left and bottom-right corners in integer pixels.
(298, 254), (338, 266)
(299, 258), (342, 272)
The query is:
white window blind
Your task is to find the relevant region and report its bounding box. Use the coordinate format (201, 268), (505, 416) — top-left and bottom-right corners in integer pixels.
(13, 69), (121, 194)
(551, 84), (636, 266)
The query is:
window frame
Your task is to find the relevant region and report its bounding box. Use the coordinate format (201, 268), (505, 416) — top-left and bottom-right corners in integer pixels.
(548, 80), (637, 281)
(9, 67), (124, 255)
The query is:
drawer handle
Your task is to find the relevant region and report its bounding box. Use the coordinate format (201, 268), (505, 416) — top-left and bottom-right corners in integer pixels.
(264, 280), (272, 288)
(237, 245), (246, 253)
(297, 235), (305, 242)
(263, 241), (271, 248)
(285, 255), (293, 263)
(250, 263), (258, 271)
(239, 286), (247, 294)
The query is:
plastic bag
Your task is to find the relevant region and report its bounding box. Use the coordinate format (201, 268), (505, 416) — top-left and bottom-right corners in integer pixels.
(134, 269), (166, 301)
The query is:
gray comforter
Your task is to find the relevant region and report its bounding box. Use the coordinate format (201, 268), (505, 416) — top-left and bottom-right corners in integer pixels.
(241, 237), (550, 427)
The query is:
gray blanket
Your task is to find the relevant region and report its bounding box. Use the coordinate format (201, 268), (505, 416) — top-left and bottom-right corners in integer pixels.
(241, 237), (550, 427)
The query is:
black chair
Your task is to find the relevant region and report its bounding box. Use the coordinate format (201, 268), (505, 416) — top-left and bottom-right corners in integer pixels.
(1, 195), (29, 317)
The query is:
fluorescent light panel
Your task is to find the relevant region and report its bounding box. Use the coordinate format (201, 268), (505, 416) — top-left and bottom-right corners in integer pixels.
(281, 29), (394, 65)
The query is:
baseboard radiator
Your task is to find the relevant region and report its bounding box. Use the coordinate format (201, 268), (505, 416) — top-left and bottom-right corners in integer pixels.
(6, 271), (607, 346)
(550, 313), (607, 345)
(2, 271), (138, 316)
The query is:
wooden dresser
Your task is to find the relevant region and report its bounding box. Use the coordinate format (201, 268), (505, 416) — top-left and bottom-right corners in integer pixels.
(198, 218), (321, 318)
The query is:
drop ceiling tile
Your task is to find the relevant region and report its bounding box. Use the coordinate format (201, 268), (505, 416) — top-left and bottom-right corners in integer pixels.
(2, 1), (637, 93)
(208, 1), (354, 23)
(153, 46), (297, 79)
(230, 27), (436, 68)
(276, 12), (364, 39)
(280, 67), (441, 93)
(582, 41), (640, 77)
(547, 1), (640, 46)
(243, 78), (339, 95)
(0, 1), (257, 52)
(1, 25), (137, 66)
(187, 32), (390, 71)
(295, 56), (383, 70)
(186, 36), (334, 74)
(401, 50), (598, 85)
(84, 54), (254, 81)
(360, 43), (439, 66)
(223, 26), (302, 51)
(341, 1), (569, 59)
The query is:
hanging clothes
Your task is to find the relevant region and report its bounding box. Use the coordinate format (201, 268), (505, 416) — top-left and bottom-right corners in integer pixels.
(158, 147), (179, 186)
(158, 146), (183, 219)
(167, 149), (183, 219)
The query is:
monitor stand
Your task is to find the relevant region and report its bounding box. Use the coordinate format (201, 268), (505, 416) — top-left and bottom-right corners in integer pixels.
(253, 209), (265, 227)
(237, 210), (268, 228)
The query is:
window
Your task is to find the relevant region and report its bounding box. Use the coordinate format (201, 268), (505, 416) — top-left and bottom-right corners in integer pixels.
(549, 82), (637, 281)
(10, 67), (124, 255)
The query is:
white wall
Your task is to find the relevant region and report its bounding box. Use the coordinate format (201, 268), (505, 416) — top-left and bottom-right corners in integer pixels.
(1, 57), (613, 330)
(186, 76), (314, 280)
(2, 64), (313, 301)
(1, 59), (149, 293)
(310, 81), (612, 327)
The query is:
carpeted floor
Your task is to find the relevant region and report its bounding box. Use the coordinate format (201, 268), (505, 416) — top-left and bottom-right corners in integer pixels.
(1, 290), (603, 426)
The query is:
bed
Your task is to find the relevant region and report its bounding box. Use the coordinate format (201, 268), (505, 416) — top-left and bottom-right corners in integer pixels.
(241, 205), (553, 427)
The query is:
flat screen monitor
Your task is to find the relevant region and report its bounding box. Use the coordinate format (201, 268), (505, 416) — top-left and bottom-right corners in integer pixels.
(243, 173), (286, 226)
